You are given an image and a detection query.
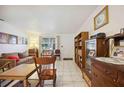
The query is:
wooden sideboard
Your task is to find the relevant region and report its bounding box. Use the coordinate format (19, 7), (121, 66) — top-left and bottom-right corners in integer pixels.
(83, 38), (109, 86)
(91, 57), (124, 87)
(28, 48), (39, 57)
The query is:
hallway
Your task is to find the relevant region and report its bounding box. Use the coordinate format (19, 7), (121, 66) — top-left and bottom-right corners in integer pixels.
(55, 60), (88, 87)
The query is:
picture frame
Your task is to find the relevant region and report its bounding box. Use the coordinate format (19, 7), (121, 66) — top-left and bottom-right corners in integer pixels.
(94, 6), (109, 30)
(18, 36), (22, 44)
(0, 32), (9, 44)
(18, 37), (28, 45)
(25, 38), (28, 44)
(22, 37), (25, 44)
(8, 35), (17, 44)
(111, 46), (124, 59)
(88, 50), (95, 57)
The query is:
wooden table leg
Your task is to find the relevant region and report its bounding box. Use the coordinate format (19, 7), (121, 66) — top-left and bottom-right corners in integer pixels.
(23, 80), (28, 87)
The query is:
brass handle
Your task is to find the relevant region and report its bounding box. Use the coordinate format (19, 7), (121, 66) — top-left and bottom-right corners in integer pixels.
(113, 79), (116, 82)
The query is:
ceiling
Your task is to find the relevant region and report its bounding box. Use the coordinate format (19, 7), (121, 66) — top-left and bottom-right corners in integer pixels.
(0, 5), (98, 34)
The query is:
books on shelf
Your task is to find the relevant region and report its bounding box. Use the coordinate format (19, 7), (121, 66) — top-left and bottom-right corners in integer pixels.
(78, 49), (82, 56)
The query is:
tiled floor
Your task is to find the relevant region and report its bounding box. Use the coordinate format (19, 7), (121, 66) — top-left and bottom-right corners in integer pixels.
(29, 60), (88, 87)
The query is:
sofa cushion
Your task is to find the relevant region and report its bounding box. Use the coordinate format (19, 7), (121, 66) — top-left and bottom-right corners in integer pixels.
(1, 52), (34, 66)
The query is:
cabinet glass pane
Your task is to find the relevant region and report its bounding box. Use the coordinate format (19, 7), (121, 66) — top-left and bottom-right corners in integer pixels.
(85, 39), (96, 72)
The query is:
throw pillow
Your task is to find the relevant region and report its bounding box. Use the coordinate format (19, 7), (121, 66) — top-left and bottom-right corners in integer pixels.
(7, 56), (20, 63)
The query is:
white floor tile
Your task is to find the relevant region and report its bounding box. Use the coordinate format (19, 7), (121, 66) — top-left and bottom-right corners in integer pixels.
(62, 82), (75, 87)
(74, 82), (87, 87)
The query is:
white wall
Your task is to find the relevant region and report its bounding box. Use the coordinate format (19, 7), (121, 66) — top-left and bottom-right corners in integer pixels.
(59, 34), (75, 60)
(0, 21), (27, 56)
(78, 5), (124, 36)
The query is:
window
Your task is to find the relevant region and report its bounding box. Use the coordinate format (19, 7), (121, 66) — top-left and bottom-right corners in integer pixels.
(41, 38), (55, 50)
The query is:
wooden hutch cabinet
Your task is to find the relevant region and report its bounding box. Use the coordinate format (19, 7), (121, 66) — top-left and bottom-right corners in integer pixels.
(91, 57), (124, 87)
(83, 38), (109, 86)
(91, 33), (124, 87)
(28, 48), (39, 57)
(74, 32), (89, 70)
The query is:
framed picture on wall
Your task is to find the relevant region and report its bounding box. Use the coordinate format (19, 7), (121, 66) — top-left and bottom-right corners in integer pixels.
(22, 37), (26, 44)
(0, 32), (9, 44)
(25, 38), (28, 44)
(18, 36), (22, 44)
(94, 6), (109, 30)
(8, 35), (17, 44)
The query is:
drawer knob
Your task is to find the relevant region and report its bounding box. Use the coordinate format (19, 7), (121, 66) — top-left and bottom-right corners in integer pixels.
(113, 79), (116, 82)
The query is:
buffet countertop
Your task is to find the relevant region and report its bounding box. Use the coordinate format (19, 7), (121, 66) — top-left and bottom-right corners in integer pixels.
(95, 57), (124, 65)
(92, 57), (124, 72)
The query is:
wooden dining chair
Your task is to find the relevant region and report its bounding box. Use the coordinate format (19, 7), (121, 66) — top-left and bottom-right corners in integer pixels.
(34, 56), (56, 87)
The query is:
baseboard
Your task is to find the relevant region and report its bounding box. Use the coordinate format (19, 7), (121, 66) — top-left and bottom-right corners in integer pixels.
(63, 58), (73, 60)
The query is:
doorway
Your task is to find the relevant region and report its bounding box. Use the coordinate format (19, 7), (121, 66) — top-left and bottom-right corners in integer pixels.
(40, 37), (56, 56)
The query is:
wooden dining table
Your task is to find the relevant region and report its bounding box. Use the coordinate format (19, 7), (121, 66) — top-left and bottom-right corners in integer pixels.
(0, 64), (37, 87)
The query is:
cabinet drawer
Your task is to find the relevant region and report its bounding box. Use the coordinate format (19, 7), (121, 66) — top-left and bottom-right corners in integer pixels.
(92, 66), (106, 86)
(117, 72), (124, 87)
(92, 62), (117, 82)
(103, 68), (117, 83)
(92, 66), (117, 87)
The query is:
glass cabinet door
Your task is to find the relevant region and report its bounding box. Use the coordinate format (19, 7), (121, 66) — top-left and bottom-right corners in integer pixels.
(85, 39), (96, 73)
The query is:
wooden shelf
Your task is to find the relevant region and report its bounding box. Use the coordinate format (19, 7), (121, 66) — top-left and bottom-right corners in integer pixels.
(106, 33), (124, 39)
(106, 33), (124, 46)
(78, 46), (82, 48)
(74, 32), (89, 71)
(78, 39), (82, 41)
